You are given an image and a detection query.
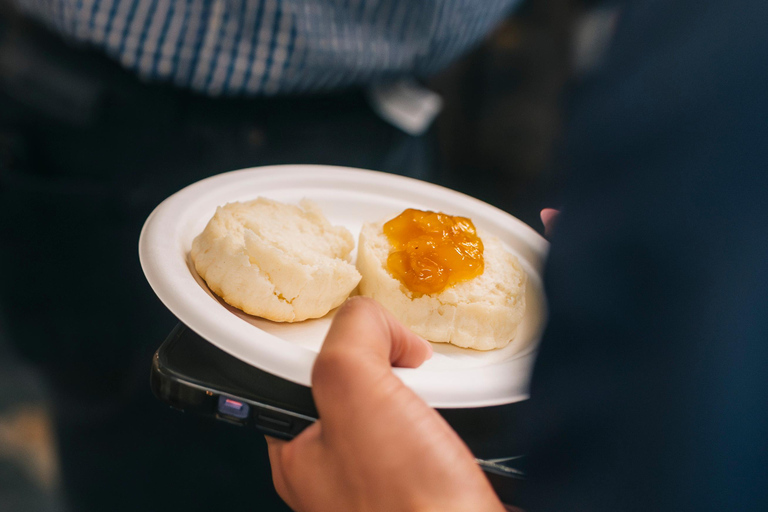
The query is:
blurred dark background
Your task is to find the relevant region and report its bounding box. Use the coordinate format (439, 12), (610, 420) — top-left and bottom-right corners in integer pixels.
(0, 0), (607, 510)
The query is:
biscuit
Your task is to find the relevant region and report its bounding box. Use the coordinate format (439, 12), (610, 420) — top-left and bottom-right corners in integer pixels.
(191, 198), (361, 322)
(356, 220), (526, 350)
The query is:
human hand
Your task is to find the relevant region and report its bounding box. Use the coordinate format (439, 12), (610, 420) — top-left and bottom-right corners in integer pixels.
(540, 208), (560, 237)
(266, 297), (506, 512)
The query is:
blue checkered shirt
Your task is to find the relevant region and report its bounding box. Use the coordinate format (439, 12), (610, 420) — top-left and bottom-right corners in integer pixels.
(15, 0), (519, 96)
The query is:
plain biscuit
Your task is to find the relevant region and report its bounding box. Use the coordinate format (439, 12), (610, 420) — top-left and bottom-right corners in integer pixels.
(191, 198), (361, 322)
(356, 220), (526, 350)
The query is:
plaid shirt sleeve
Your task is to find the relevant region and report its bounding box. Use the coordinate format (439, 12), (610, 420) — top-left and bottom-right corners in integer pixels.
(15, 0), (520, 96)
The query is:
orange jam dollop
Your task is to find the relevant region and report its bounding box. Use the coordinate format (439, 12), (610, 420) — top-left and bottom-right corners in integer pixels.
(383, 209), (484, 295)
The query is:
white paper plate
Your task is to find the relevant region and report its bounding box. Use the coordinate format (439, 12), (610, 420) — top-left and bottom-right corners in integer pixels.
(139, 165), (548, 408)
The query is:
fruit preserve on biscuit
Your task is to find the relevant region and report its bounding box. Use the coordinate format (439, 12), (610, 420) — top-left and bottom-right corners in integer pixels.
(383, 208), (484, 295)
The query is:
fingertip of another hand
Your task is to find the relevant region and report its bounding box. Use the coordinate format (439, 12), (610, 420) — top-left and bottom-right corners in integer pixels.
(540, 208), (560, 237)
(540, 208), (558, 224)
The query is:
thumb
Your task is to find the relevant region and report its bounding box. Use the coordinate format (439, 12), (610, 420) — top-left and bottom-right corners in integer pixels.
(323, 296), (433, 368)
(311, 297), (432, 421)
